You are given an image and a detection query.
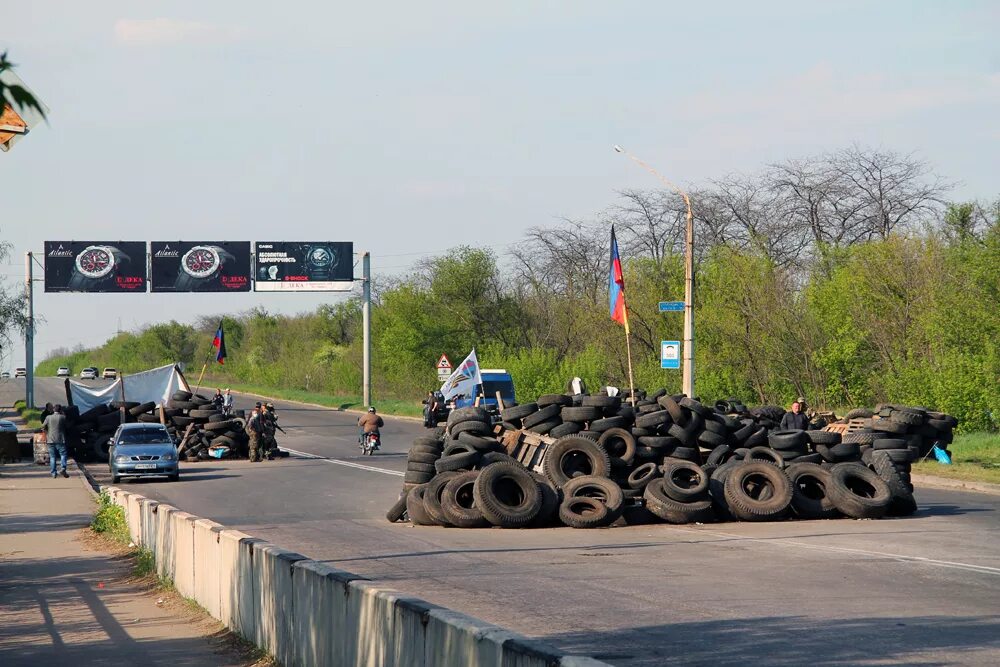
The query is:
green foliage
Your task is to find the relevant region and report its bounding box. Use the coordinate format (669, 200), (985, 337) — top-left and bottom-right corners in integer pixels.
(13, 399), (41, 427)
(91, 492), (130, 544)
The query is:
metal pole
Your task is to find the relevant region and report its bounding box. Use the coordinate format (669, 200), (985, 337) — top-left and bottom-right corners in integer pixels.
(25, 252), (34, 408)
(682, 201), (695, 398)
(362, 251), (371, 407)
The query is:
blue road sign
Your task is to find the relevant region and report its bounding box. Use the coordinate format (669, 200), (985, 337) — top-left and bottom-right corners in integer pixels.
(658, 301), (685, 312)
(661, 340), (681, 369)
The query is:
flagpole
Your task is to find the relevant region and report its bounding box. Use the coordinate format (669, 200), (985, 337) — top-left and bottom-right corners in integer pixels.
(195, 319), (223, 395)
(623, 310), (637, 407)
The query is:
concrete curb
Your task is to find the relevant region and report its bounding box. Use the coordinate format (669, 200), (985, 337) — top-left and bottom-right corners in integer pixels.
(912, 473), (1000, 496)
(103, 485), (611, 667)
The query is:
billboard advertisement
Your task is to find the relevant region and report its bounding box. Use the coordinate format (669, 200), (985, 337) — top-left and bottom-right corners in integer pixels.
(150, 241), (252, 292)
(254, 242), (354, 291)
(43, 241), (148, 293)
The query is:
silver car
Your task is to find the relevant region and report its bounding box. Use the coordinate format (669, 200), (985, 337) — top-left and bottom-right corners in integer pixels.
(109, 423), (179, 483)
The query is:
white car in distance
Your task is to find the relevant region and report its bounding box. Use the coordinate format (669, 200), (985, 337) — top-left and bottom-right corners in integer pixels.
(57, 367), (71, 377)
(80, 367), (98, 380)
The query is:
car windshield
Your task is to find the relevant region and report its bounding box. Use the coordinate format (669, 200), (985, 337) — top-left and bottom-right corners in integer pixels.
(118, 429), (170, 446)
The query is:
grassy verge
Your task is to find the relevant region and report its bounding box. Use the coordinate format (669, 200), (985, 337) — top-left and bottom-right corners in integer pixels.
(13, 399), (42, 429)
(201, 380), (424, 418)
(912, 432), (1000, 485)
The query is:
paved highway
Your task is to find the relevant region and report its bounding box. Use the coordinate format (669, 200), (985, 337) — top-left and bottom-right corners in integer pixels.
(5, 377), (1000, 665)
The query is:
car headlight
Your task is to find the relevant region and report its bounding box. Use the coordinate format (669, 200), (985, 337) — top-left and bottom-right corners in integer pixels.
(114, 456), (128, 464)
(161, 451), (175, 461)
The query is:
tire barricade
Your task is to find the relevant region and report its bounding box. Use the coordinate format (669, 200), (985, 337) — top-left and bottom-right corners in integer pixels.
(105, 486), (609, 667)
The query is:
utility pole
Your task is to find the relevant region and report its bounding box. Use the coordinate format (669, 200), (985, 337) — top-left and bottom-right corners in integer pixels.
(25, 251), (34, 408)
(361, 251), (371, 407)
(682, 204), (695, 398)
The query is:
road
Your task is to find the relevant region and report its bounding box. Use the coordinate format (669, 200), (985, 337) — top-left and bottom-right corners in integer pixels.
(5, 377), (1000, 665)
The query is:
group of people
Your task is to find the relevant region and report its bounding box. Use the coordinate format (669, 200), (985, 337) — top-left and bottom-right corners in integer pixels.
(212, 388), (234, 415)
(246, 401), (284, 462)
(779, 396), (812, 430)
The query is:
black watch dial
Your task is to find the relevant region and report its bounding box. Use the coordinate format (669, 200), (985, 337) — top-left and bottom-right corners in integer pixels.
(181, 246), (221, 279)
(75, 246), (115, 280)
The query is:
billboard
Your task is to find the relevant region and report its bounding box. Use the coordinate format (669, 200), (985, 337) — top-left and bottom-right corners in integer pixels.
(150, 242), (252, 292)
(44, 241), (148, 293)
(254, 242), (354, 291)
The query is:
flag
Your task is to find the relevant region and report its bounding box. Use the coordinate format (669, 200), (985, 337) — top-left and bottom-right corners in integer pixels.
(440, 349), (483, 401)
(212, 320), (227, 365)
(609, 227), (630, 334)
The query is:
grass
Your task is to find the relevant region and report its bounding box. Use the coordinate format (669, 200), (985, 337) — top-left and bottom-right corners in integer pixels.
(200, 380), (425, 418)
(911, 432), (1000, 485)
(91, 491), (131, 544)
(13, 399), (42, 429)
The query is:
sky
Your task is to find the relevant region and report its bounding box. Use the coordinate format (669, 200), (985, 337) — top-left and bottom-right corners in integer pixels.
(2, 0), (998, 368)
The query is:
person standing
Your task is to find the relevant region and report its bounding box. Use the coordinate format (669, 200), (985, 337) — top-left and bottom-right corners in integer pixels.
(212, 388), (224, 412)
(222, 388), (234, 415)
(41, 404), (69, 478)
(246, 403), (264, 462)
(422, 391), (439, 427)
(780, 401), (810, 431)
(262, 403), (277, 459)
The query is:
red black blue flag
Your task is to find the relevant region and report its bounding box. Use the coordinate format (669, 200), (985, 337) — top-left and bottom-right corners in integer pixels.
(212, 320), (227, 365)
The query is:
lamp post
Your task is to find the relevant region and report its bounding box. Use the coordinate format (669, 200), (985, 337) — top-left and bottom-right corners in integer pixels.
(613, 146), (695, 398)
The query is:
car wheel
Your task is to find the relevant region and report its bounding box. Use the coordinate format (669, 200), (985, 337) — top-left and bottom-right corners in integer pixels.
(168, 474), (179, 482)
(111, 475), (121, 484)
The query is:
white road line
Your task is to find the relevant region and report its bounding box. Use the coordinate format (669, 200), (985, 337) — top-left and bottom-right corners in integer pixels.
(675, 526), (1000, 577)
(282, 447), (405, 477)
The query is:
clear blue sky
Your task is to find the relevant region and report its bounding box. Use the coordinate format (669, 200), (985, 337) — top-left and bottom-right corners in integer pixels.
(2, 1), (998, 367)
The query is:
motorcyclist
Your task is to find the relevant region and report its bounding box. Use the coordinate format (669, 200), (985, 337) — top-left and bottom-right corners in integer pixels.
(357, 406), (383, 451)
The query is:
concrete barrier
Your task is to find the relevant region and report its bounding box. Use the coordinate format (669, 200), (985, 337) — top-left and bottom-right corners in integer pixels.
(192, 518), (224, 619)
(171, 511), (197, 598)
(99, 486), (611, 667)
(125, 492), (143, 544)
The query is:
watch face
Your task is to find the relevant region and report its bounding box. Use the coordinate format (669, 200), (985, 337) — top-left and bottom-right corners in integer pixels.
(75, 246), (115, 279)
(181, 246), (221, 278)
(308, 247), (333, 267)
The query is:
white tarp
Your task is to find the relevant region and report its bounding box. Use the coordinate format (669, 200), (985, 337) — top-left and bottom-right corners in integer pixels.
(68, 364), (190, 413)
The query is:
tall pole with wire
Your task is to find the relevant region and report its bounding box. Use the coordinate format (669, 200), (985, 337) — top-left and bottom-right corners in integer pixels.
(613, 145), (695, 398)
(362, 251), (371, 407)
(25, 252), (34, 408)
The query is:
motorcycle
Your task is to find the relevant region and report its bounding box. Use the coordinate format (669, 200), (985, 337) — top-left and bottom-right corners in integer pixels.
(359, 431), (380, 455)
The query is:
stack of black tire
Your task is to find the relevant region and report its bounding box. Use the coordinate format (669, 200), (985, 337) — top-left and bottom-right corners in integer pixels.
(387, 390), (960, 529)
(166, 390), (249, 461)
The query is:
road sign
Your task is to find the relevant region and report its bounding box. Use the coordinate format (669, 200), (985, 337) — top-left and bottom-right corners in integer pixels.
(436, 354), (452, 381)
(658, 301), (685, 312)
(661, 341), (681, 369)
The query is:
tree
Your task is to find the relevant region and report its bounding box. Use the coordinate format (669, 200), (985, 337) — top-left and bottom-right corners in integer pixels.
(0, 239), (27, 365)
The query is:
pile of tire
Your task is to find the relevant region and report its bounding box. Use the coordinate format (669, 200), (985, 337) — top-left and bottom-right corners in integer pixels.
(61, 390), (249, 463)
(386, 391), (959, 529)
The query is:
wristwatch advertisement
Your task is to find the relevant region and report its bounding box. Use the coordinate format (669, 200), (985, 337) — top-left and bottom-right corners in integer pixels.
(254, 241), (354, 292)
(44, 241), (147, 293)
(150, 241), (252, 292)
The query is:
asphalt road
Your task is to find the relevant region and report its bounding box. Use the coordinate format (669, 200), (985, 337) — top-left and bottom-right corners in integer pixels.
(5, 377), (1000, 666)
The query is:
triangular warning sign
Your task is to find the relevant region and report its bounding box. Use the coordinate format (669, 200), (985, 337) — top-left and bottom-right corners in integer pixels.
(437, 354), (452, 369)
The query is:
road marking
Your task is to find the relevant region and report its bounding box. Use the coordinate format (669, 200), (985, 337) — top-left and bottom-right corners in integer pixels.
(281, 447), (405, 477)
(674, 526), (1000, 577)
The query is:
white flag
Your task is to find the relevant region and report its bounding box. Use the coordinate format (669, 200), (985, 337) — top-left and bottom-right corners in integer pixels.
(440, 349), (483, 401)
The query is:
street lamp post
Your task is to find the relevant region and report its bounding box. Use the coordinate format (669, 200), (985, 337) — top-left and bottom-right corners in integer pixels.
(613, 146), (695, 398)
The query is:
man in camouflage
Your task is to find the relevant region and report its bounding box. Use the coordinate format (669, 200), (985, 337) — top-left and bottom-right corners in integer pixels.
(247, 402), (264, 462)
(262, 403), (279, 460)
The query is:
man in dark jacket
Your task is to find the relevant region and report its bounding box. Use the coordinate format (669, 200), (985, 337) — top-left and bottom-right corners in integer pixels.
(780, 401), (810, 431)
(41, 404), (69, 478)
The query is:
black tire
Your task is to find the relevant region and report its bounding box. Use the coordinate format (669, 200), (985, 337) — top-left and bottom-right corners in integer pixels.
(386, 490), (409, 523)
(744, 427), (768, 447)
(408, 451), (440, 465)
(627, 462), (661, 490)
(889, 408), (925, 426)
(679, 397), (712, 418)
(561, 406), (602, 423)
(520, 404), (560, 429)
(189, 409), (221, 419)
(785, 463), (839, 519)
(440, 471), (490, 528)
(745, 446), (785, 468)
(129, 401), (157, 417)
(697, 430), (726, 447)
(657, 395), (686, 424)
(845, 408), (874, 419)
(768, 430), (806, 449)
(450, 420), (492, 438)
(435, 450), (481, 473)
(136, 413), (161, 423)
(97, 411), (123, 429)
(872, 438), (907, 451)
(637, 436), (681, 451)
(501, 403), (538, 421)
(526, 419), (562, 435)
(706, 445), (732, 466)
(473, 462), (542, 528)
(562, 475), (624, 521)
(805, 430), (842, 445)
(204, 419), (239, 432)
(442, 441), (474, 457)
(667, 423), (697, 446)
(671, 446), (701, 463)
(423, 472), (459, 526)
(709, 462), (738, 520)
(842, 430), (877, 445)
(542, 436), (612, 487)
(588, 416), (626, 433)
(871, 419), (908, 434)
(447, 406), (489, 428)
(827, 463), (892, 519)
(643, 479), (714, 524)
(457, 432), (501, 451)
(404, 470), (435, 485)
(581, 395), (621, 410)
(559, 497), (611, 529)
(660, 459), (710, 502)
(478, 451), (518, 468)
(635, 410), (672, 429)
(410, 444), (444, 457)
(406, 485), (434, 525)
(723, 463), (793, 521)
(530, 472), (562, 527)
(549, 422), (583, 438)
(869, 451), (917, 517)
(407, 462), (437, 473)
(597, 428), (637, 467)
(172, 390), (193, 401)
(537, 394), (573, 407)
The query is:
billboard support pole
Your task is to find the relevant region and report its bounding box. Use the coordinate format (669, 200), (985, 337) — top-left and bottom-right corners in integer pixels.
(362, 251), (371, 408)
(25, 251), (34, 408)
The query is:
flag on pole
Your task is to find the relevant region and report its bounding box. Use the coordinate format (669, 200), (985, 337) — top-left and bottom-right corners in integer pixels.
(212, 320), (227, 365)
(609, 227), (630, 334)
(440, 349), (483, 401)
